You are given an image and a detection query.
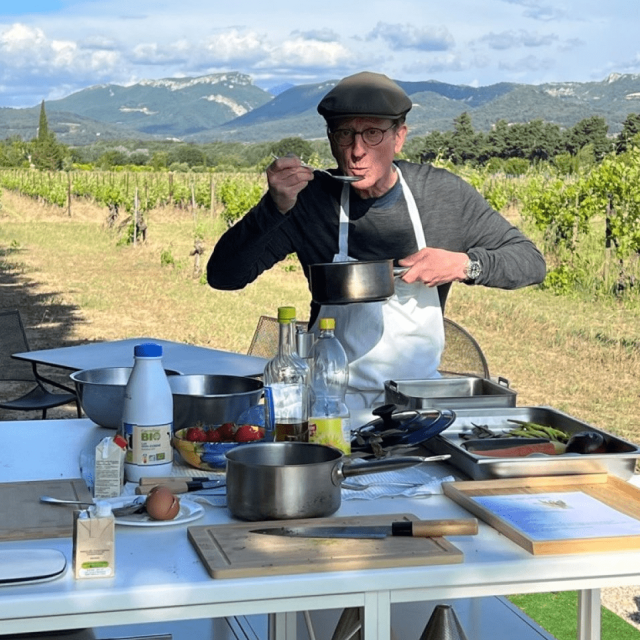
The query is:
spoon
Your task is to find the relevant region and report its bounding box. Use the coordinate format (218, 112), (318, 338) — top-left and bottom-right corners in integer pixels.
(40, 496), (147, 517)
(271, 154), (363, 183)
(40, 496), (94, 507)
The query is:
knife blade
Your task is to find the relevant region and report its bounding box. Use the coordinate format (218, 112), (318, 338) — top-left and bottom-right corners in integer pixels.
(250, 519), (478, 539)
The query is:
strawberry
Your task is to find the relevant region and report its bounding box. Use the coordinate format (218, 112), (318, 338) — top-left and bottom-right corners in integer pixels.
(206, 428), (222, 442)
(217, 422), (237, 441)
(185, 427), (207, 442)
(234, 424), (264, 443)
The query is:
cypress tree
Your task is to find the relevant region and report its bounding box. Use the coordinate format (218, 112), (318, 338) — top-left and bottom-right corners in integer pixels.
(32, 100), (65, 170)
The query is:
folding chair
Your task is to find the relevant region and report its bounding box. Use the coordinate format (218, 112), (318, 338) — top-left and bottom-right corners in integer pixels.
(0, 309), (81, 419)
(440, 317), (490, 379)
(247, 315), (309, 359)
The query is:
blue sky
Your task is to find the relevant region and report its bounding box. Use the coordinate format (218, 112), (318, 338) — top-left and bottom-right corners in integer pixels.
(0, 0), (638, 108)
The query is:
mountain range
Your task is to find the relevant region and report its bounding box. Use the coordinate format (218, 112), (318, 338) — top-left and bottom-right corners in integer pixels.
(2, 71), (640, 147)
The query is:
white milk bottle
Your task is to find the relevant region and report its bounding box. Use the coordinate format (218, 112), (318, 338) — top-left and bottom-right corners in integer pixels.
(121, 343), (173, 482)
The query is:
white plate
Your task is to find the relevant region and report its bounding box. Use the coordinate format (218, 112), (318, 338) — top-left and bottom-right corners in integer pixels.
(115, 498), (205, 527)
(0, 549), (67, 585)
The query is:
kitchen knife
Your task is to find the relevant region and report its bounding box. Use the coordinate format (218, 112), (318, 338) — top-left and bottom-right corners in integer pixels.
(250, 519), (478, 539)
(135, 479), (225, 494)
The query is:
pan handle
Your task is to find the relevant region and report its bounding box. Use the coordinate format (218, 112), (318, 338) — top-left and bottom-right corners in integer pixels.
(332, 454), (450, 485)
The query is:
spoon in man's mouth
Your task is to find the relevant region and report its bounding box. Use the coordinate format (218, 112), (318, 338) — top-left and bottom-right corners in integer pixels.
(271, 154), (363, 182)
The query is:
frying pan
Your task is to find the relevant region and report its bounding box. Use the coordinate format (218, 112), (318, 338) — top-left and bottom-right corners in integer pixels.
(309, 259), (409, 305)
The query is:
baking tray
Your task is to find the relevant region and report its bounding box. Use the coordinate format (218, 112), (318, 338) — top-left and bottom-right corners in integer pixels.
(425, 406), (640, 480)
(384, 377), (516, 410)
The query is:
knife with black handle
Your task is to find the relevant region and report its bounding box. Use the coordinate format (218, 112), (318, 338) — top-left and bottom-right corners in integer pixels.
(250, 519), (478, 539)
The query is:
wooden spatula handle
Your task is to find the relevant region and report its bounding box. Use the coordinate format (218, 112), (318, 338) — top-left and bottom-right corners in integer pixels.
(392, 519), (478, 537)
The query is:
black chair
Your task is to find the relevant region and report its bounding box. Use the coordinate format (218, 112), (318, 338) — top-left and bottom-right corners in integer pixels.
(247, 314), (309, 359)
(0, 309), (81, 419)
(248, 315), (490, 379)
(440, 317), (491, 379)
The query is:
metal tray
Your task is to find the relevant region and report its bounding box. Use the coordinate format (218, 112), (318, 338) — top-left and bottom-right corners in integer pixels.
(384, 377), (516, 410)
(424, 406), (640, 480)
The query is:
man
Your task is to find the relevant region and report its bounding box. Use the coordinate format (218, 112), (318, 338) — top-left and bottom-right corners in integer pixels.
(207, 71), (546, 408)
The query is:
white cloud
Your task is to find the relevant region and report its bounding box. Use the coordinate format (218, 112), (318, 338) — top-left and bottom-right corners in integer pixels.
(202, 30), (266, 64)
(367, 22), (455, 52)
(498, 53), (556, 73)
(477, 30), (559, 50)
(267, 38), (352, 69)
(499, 0), (567, 21)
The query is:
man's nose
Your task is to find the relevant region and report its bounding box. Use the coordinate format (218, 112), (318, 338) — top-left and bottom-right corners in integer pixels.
(350, 133), (367, 155)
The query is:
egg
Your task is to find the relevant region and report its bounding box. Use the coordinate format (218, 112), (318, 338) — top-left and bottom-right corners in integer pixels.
(145, 485), (181, 520)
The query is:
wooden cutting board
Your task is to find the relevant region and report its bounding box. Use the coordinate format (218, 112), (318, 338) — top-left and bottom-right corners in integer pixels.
(0, 479), (93, 541)
(188, 513), (463, 579)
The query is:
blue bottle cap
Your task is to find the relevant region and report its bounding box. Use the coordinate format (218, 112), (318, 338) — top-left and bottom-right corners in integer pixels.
(134, 343), (162, 358)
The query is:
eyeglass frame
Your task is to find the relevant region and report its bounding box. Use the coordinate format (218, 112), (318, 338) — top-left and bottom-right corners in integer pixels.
(327, 122), (399, 148)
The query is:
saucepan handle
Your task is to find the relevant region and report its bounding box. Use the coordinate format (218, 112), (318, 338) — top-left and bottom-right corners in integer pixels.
(331, 454), (450, 485)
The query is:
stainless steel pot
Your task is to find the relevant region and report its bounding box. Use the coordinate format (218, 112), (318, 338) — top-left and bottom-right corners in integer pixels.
(309, 260), (408, 305)
(225, 441), (448, 521)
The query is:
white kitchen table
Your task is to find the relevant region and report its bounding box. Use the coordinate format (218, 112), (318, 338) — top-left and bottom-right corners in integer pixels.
(0, 418), (638, 640)
(12, 337), (267, 377)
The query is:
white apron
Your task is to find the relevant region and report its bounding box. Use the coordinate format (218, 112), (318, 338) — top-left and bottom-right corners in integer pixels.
(313, 166), (445, 410)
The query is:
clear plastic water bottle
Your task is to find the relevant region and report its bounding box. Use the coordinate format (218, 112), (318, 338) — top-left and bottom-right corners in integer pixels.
(121, 343), (174, 482)
(309, 317), (351, 454)
(264, 306), (310, 442)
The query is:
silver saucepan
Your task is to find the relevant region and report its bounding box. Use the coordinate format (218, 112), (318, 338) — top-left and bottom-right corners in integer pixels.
(309, 260), (409, 305)
(225, 441), (449, 521)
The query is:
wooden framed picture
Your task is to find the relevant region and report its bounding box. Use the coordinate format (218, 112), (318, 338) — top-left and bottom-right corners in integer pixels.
(443, 473), (640, 555)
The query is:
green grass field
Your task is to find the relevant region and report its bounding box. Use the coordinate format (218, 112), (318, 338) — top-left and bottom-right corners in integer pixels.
(2, 187), (640, 636)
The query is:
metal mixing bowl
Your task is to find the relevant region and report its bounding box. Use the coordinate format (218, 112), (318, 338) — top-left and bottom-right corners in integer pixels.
(168, 374), (264, 431)
(70, 367), (181, 429)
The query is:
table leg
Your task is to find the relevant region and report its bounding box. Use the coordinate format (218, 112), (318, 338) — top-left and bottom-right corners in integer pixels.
(269, 612), (297, 640)
(362, 592), (391, 640)
(577, 589), (601, 640)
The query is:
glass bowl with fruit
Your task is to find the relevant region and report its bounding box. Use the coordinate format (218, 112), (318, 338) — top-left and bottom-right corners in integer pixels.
(172, 422), (266, 471)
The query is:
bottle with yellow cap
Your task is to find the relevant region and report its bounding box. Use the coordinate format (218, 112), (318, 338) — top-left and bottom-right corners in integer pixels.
(263, 306), (310, 442)
(309, 317), (351, 454)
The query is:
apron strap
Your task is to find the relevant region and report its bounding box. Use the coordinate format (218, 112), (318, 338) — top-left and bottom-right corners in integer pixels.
(339, 164), (427, 255)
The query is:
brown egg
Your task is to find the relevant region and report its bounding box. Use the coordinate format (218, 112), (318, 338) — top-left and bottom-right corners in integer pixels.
(145, 485), (181, 520)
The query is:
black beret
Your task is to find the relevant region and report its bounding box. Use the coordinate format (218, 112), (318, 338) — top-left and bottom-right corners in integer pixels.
(317, 71), (412, 121)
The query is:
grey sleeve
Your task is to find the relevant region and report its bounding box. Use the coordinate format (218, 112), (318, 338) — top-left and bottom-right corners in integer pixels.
(424, 167), (546, 289)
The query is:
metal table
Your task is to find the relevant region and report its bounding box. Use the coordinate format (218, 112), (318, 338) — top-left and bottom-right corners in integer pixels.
(0, 418), (638, 640)
(12, 337), (267, 377)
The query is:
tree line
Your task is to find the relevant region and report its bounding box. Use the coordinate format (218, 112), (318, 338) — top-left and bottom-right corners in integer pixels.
(407, 112), (640, 172)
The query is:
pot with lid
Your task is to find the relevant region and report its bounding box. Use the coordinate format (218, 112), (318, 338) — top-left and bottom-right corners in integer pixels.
(309, 259), (408, 305)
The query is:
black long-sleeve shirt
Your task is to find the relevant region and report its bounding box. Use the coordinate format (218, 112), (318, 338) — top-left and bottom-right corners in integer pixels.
(207, 161), (546, 323)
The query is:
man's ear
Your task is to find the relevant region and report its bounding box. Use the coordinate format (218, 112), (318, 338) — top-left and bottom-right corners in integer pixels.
(394, 125), (408, 154)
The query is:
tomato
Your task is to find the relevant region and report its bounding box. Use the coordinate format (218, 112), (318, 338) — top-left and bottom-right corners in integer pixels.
(217, 422), (237, 441)
(206, 428), (222, 442)
(234, 424), (264, 443)
(185, 427), (207, 442)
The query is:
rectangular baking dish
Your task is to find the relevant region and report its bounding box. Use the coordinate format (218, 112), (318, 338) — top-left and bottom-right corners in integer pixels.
(425, 406), (640, 480)
(384, 377), (517, 410)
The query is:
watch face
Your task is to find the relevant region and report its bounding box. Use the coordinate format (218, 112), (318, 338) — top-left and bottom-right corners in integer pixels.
(466, 260), (481, 280)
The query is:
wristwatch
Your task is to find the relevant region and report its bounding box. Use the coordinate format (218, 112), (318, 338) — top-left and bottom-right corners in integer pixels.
(464, 258), (482, 281)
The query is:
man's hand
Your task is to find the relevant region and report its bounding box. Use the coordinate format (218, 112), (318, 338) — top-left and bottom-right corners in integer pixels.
(266, 155), (314, 214)
(398, 247), (470, 287)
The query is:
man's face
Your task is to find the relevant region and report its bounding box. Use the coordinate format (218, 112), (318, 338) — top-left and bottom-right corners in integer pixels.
(328, 117), (408, 198)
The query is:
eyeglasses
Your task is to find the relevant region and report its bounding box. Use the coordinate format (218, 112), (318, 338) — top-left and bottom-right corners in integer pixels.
(328, 124), (396, 148)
